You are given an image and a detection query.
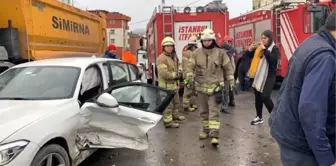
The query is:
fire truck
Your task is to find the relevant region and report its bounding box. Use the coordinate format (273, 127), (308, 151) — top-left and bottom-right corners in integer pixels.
(229, 0), (335, 82)
(146, 0), (229, 85)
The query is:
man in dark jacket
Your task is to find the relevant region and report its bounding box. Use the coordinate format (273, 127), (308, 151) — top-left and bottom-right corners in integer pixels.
(269, 10), (336, 166)
(235, 46), (252, 91)
(221, 35), (237, 109)
(104, 44), (119, 59)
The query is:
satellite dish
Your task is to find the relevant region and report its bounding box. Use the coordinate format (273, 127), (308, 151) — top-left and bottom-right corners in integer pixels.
(184, 6), (191, 13)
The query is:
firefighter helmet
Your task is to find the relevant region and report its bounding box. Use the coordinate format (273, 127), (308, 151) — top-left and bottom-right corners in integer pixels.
(200, 28), (216, 40)
(162, 37), (175, 46)
(223, 35), (233, 41)
(188, 36), (198, 45)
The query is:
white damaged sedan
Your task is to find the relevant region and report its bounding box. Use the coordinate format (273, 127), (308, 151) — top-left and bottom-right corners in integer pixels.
(0, 58), (174, 166)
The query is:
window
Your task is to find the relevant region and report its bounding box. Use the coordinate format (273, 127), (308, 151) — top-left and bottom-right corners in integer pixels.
(79, 66), (103, 104)
(110, 39), (115, 44)
(0, 66), (80, 99)
(109, 20), (115, 24)
(110, 29), (115, 34)
(304, 5), (328, 33)
(110, 85), (170, 113)
(110, 62), (130, 85)
(121, 20), (125, 28)
(103, 63), (111, 86)
(128, 64), (138, 81)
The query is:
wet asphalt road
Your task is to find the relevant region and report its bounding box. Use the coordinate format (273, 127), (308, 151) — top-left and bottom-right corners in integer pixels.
(80, 90), (281, 166)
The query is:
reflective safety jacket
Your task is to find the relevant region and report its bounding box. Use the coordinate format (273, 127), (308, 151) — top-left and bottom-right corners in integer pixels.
(186, 47), (234, 94)
(182, 50), (194, 75)
(157, 52), (179, 90)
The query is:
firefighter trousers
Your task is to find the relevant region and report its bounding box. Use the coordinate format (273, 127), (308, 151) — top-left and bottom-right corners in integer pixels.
(198, 92), (220, 138)
(163, 90), (181, 125)
(182, 87), (197, 108)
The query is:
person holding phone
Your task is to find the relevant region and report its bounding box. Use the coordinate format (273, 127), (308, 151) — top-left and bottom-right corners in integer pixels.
(246, 30), (280, 125)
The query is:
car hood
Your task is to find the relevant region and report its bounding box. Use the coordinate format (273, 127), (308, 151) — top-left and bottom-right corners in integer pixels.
(0, 100), (72, 142)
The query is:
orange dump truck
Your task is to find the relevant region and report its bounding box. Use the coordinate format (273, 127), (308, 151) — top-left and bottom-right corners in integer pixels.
(0, 0), (107, 73)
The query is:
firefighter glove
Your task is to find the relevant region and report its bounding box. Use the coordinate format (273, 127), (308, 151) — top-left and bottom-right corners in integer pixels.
(214, 82), (224, 93)
(175, 72), (182, 80)
(184, 79), (193, 89)
(184, 79), (189, 88)
(230, 84), (238, 95)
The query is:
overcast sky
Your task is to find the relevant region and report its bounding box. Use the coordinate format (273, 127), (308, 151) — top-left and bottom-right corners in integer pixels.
(74, 0), (252, 30)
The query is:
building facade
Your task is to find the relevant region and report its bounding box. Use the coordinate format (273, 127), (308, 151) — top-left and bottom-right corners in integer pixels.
(106, 12), (131, 56)
(89, 10), (131, 57)
(252, 0), (274, 9)
(128, 32), (143, 55)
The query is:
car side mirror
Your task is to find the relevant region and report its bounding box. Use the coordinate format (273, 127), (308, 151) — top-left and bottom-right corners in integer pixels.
(96, 93), (119, 108)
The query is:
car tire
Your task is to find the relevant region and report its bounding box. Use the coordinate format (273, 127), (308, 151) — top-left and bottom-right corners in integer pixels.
(30, 144), (70, 166)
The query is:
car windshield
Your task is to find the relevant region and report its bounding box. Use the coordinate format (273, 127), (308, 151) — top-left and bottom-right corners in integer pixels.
(0, 66), (80, 100)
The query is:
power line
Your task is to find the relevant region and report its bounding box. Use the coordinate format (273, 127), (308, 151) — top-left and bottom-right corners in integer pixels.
(185, 0), (204, 6)
(129, 19), (150, 25)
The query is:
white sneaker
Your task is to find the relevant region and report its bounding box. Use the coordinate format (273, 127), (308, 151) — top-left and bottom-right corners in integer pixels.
(251, 116), (264, 125)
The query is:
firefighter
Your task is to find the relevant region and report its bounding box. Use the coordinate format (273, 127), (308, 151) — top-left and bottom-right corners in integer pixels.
(185, 28), (235, 146)
(221, 35), (237, 108)
(157, 37), (185, 128)
(182, 36), (198, 112)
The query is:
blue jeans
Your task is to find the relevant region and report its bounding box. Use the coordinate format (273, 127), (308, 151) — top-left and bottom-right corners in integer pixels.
(278, 143), (318, 166)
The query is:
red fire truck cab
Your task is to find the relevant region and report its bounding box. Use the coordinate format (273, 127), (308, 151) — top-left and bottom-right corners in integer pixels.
(146, 3), (229, 84)
(229, 0), (335, 83)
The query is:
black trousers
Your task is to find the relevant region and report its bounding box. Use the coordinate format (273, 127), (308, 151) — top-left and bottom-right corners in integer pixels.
(254, 75), (276, 119)
(229, 88), (234, 103)
(238, 70), (250, 91)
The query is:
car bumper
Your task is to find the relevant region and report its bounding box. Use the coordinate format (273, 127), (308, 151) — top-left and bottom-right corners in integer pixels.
(6, 141), (40, 166)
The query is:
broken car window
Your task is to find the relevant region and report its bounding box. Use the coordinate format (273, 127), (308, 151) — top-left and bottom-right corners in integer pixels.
(111, 85), (168, 112)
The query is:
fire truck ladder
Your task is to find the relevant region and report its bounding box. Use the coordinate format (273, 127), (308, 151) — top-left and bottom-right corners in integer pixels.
(162, 6), (174, 37)
(274, 9), (281, 44)
(273, 0), (304, 43)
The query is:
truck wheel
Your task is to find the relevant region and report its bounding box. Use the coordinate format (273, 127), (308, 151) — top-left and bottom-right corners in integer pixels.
(30, 144), (70, 166)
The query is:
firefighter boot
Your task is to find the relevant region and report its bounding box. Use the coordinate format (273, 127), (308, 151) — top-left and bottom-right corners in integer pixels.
(229, 100), (235, 107)
(211, 138), (219, 147)
(199, 132), (209, 140)
(173, 115), (185, 121)
(164, 122), (180, 128)
(191, 104), (198, 110)
(184, 106), (195, 112)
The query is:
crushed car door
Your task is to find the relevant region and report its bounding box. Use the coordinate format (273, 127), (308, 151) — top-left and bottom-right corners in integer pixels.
(78, 82), (174, 151)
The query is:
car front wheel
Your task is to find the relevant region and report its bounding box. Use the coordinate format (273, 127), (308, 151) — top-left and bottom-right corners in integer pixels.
(30, 144), (70, 166)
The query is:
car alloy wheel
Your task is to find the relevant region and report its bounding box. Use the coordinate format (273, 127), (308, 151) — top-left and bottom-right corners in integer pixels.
(30, 144), (70, 166)
(37, 153), (66, 166)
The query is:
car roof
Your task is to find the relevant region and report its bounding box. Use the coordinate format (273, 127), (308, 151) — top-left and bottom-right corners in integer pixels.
(12, 57), (122, 69)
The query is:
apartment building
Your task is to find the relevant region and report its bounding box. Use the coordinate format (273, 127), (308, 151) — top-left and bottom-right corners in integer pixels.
(89, 10), (131, 56)
(106, 12), (131, 56)
(128, 32), (144, 55)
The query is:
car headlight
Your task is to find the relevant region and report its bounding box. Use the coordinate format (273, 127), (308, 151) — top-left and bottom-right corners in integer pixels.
(0, 140), (29, 165)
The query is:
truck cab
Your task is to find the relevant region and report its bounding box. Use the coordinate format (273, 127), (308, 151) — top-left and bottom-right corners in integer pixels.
(303, 0), (335, 34)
